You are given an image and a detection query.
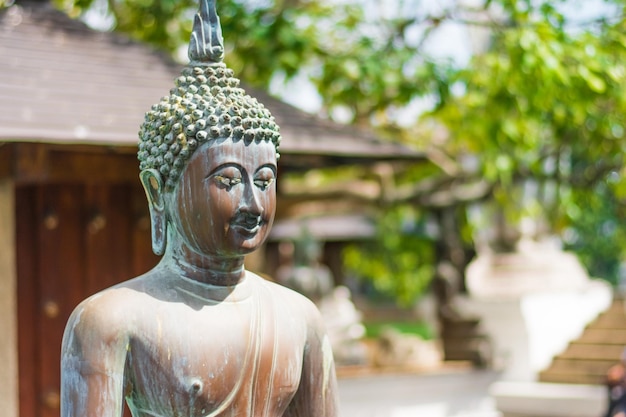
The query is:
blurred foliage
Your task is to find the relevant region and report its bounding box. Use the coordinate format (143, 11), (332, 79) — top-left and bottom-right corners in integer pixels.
(44, 0), (451, 115)
(431, 0), (626, 283)
(48, 0), (369, 89)
(343, 205), (435, 306)
(563, 181), (626, 284)
(24, 0), (626, 302)
(364, 321), (434, 340)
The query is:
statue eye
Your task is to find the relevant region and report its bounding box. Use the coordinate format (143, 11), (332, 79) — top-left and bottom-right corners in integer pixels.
(211, 166), (243, 189)
(213, 175), (242, 189)
(254, 167), (275, 190)
(253, 178), (274, 190)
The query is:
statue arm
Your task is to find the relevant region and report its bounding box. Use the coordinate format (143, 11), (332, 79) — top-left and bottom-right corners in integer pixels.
(61, 298), (129, 417)
(284, 306), (340, 417)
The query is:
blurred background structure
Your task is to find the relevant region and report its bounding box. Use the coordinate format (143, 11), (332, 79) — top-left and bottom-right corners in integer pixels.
(4, 0), (626, 416)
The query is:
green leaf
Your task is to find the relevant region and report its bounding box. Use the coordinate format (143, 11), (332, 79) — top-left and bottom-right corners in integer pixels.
(578, 65), (607, 93)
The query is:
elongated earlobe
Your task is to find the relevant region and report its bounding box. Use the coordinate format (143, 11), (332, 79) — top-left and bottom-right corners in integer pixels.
(140, 169), (167, 256)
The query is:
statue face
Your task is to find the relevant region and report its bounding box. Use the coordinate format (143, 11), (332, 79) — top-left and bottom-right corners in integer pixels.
(170, 138), (277, 257)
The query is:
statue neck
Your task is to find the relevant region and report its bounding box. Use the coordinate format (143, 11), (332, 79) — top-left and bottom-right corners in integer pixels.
(161, 227), (246, 287)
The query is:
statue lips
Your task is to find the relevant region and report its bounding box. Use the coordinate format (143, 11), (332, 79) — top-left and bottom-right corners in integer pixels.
(230, 213), (263, 238)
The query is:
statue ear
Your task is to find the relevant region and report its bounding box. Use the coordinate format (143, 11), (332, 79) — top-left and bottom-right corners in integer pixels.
(140, 169), (167, 256)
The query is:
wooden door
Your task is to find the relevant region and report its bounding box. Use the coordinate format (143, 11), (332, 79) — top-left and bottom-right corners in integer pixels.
(16, 183), (159, 417)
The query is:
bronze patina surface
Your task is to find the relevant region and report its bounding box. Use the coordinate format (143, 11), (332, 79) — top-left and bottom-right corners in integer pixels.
(60, 1), (339, 415)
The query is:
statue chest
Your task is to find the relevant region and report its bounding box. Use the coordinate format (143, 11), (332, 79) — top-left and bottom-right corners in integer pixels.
(124, 297), (306, 417)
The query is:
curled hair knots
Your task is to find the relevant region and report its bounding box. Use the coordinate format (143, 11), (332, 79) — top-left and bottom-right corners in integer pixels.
(138, 63), (281, 190)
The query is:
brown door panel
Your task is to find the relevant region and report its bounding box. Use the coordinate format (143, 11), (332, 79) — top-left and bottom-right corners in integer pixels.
(17, 183), (158, 417)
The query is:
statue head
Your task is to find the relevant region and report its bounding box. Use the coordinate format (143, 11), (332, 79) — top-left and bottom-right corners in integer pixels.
(137, 0), (281, 257)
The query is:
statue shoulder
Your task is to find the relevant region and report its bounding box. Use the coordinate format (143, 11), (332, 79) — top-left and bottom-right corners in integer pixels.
(61, 286), (138, 406)
(64, 286), (135, 344)
(253, 273), (325, 328)
(254, 273), (310, 301)
(66, 268), (162, 333)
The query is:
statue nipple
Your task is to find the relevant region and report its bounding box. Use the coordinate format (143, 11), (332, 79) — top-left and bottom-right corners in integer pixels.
(189, 378), (204, 395)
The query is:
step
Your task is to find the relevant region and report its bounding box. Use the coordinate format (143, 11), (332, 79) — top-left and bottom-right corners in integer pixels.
(441, 318), (481, 330)
(579, 328), (626, 344)
(559, 343), (624, 360)
(602, 300), (626, 315)
(538, 370), (605, 385)
(443, 342), (491, 367)
(441, 325), (487, 338)
(539, 359), (610, 385)
(589, 313), (626, 329)
(491, 381), (605, 417)
(544, 357), (616, 375)
(443, 333), (490, 345)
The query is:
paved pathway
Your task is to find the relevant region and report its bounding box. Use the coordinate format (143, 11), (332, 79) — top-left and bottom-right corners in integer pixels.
(337, 369), (502, 417)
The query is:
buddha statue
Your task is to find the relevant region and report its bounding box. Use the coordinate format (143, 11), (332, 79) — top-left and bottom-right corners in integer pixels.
(60, 1), (339, 416)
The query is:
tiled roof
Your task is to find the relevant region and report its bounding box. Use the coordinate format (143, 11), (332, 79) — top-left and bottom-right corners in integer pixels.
(0, 2), (177, 145)
(0, 1), (423, 161)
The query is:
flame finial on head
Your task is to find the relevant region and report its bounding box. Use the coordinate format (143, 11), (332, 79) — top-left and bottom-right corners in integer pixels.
(189, 0), (225, 64)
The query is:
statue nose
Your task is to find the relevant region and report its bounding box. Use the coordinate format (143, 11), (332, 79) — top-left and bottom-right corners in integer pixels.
(240, 182), (263, 215)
